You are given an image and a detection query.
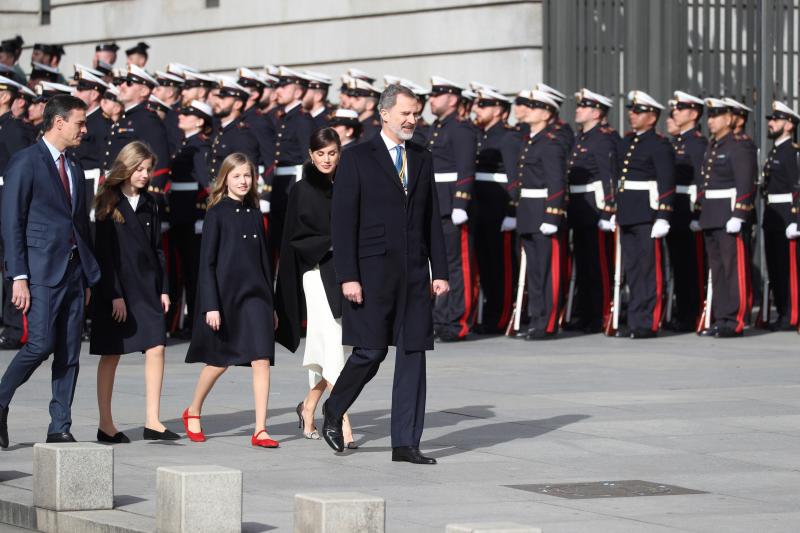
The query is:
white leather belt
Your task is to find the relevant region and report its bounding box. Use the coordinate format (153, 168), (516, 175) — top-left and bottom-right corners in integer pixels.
(520, 188), (548, 199)
(768, 193), (793, 204)
(676, 184), (698, 211)
(170, 182), (199, 191)
(705, 187), (736, 210)
(0, 176), (4, 186)
(620, 179), (658, 210)
(84, 169), (101, 180)
(434, 172), (458, 183)
(569, 180), (605, 209)
(258, 165), (265, 175)
(275, 165), (303, 177)
(475, 172), (508, 183)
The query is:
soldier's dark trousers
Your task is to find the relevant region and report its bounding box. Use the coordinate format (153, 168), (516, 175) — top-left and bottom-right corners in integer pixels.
(521, 231), (567, 333)
(1, 278), (26, 343)
(704, 228), (750, 333)
(165, 224), (199, 332)
(621, 223), (665, 332)
(572, 225), (613, 326)
(666, 228), (705, 327)
(434, 218), (477, 339)
(267, 174), (294, 264)
(474, 201), (515, 331)
(764, 229), (791, 326)
(790, 238), (800, 327)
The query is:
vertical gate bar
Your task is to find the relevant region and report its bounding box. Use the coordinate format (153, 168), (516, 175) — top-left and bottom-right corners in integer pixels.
(703, 0), (711, 97)
(724, 0), (732, 96)
(712, 0), (720, 94)
(735, 0), (744, 100)
(776, 0), (784, 98)
(788, 0), (795, 106)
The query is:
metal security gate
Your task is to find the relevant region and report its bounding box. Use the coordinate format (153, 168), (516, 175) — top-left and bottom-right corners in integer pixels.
(542, 0), (800, 149)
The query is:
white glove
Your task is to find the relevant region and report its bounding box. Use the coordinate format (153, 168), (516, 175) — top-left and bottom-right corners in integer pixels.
(539, 222), (558, 235)
(194, 220), (204, 235)
(500, 217), (517, 232)
(597, 218), (615, 232)
(786, 222), (800, 240)
(725, 217), (744, 234)
(650, 218), (670, 239)
(689, 220), (702, 233)
(451, 208), (469, 226)
(160, 222), (171, 233)
(259, 199), (270, 214)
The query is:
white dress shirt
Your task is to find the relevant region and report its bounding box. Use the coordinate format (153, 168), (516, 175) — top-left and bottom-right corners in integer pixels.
(380, 131), (407, 183)
(42, 136), (75, 199)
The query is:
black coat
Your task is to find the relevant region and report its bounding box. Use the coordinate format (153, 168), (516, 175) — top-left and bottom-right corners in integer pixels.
(332, 134), (449, 351)
(90, 191), (167, 355)
(185, 196), (275, 366)
(275, 162), (341, 352)
(763, 139), (799, 231)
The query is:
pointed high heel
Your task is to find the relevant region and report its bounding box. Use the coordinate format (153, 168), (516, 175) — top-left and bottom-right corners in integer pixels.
(181, 408), (206, 442)
(251, 429), (279, 448)
(297, 401), (320, 440)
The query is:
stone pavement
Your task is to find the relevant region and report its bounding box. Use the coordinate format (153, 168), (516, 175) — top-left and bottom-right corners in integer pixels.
(0, 329), (798, 532)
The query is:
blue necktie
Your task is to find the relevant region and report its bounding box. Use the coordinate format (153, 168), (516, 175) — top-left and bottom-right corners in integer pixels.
(394, 145), (406, 189)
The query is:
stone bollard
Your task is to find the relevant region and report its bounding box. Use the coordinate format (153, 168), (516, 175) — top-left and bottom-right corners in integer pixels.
(446, 524), (542, 533)
(33, 442), (114, 511)
(156, 465), (242, 533)
(294, 492), (385, 533)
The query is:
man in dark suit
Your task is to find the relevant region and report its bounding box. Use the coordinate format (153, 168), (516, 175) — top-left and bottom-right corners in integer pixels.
(323, 83), (449, 464)
(0, 95), (100, 447)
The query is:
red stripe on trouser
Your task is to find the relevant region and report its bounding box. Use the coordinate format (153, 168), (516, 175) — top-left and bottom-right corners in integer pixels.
(262, 214), (269, 234)
(457, 224), (473, 338)
(496, 231), (513, 329)
(20, 314), (28, 344)
(735, 235), (747, 333)
(789, 240), (798, 326)
(546, 234), (561, 333)
(597, 229), (610, 322)
(695, 233), (705, 319)
(652, 238), (663, 332)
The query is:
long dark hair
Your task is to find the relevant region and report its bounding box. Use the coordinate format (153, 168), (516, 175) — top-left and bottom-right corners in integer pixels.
(309, 127), (341, 153)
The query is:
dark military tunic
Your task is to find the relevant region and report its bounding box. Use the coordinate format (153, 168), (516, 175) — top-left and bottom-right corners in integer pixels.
(358, 110), (381, 144)
(209, 115), (259, 178)
(310, 105), (333, 130)
(428, 111), (478, 340)
(164, 104), (183, 157)
(473, 121), (521, 332)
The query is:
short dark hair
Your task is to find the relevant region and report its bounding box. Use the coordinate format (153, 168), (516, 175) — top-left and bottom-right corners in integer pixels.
(378, 83), (417, 113)
(309, 127), (341, 152)
(43, 94), (87, 132)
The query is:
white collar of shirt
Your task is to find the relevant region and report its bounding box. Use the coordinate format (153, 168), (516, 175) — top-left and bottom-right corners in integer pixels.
(310, 105), (326, 118)
(41, 136), (74, 197)
(42, 136), (65, 163)
(380, 131), (406, 153)
(221, 118), (235, 129)
(185, 129), (199, 139)
(775, 136), (791, 147)
(680, 127), (694, 135)
(124, 102), (140, 113)
(284, 100), (302, 113)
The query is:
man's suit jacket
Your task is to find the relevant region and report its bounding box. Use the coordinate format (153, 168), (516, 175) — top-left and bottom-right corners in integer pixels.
(2, 140), (100, 288)
(332, 133), (448, 351)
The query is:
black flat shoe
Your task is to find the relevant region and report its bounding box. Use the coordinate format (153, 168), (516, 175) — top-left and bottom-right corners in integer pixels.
(143, 427), (181, 440)
(46, 432), (76, 443)
(392, 446), (437, 465)
(97, 429), (130, 444)
(321, 401), (344, 453)
(0, 336), (22, 350)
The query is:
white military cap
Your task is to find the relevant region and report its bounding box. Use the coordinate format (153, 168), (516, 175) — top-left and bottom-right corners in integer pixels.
(626, 90), (664, 112)
(126, 64), (158, 88)
(766, 100), (800, 123)
(535, 83), (566, 103)
(347, 68), (376, 83)
(575, 88), (613, 110)
(430, 76), (464, 95)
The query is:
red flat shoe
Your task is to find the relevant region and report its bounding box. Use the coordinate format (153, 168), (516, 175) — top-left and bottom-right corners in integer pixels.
(251, 429), (279, 448)
(182, 408), (206, 442)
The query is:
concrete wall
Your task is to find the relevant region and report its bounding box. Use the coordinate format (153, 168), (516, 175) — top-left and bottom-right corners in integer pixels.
(0, 0), (543, 96)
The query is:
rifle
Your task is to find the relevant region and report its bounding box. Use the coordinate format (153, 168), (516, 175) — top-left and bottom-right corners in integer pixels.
(603, 227), (622, 336)
(756, 147), (771, 328)
(564, 230), (577, 324)
(505, 247), (527, 336)
(697, 270), (713, 333)
(664, 244), (674, 325)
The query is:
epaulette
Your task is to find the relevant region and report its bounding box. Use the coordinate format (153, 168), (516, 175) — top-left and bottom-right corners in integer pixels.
(550, 122), (563, 131)
(546, 132), (557, 140)
(793, 143), (800, 150)
(599, 126), (615, 135)
(624, 130), (635, 137)
(693, 130), (703, 138)
(236, 121), (249, 129)
(733, 132), (751, 141)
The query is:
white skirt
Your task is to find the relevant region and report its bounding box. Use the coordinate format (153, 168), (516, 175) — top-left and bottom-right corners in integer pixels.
(302, 268), (351, 388)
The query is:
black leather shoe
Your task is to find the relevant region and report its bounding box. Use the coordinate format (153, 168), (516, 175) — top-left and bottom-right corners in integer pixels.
(630, 328), (657, 339)
(0, 407), (8, 448)
(321, 401), (344, 453)
(525, 329), (557, 341)
(46, 432), (76, 443)
(715, 327), (743, 338)
(436, 333), (465, 343)
(563, 319), (587, 332)
(698, 326), (718, 337)
(143, 427), (180, 441)
(392, 446), (437, 465)
(0, 336), (22, 350)
(97, 429), (130, 444)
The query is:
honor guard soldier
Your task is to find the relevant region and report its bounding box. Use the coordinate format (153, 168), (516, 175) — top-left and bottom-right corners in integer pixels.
(616, 91), (675, 338)
(762, 101), (800, 330)
(28, 81), (73, 137)
(510, 90), (568, 340)
(723, 97), (753, 137)
(166, 100), (214, 337)
(328, 108), (362, 149)
(154, 70), (185, 154)
(458, 88), (477, 121)
(93, 42), (118, 71)
(513, 90), (532, 139)
(72, 66), (111, 214)
(302, 70), (334, 129)
(471, 88), (521, 334)
(338, 74), (353, 111)
(267, 67), (315, 260)
(103, 65), (171, 211)
(0, 75), (35, 350)
(564, 89), (619, 333)
(28, 62), (60, 87)
(125, 42), (150, 68)
(427, 76), (478, 341)
(535, 83), (575, 147)
(208, 77), (259, 177)
(341, 68), (375, 114)
(181, 70), (216, 106)
(237, 66), (277, 173)
(665, 91), (708, 331)
(100, 84), (122, 123)
(345, 78), (382, 144)
(0, 36), (26, 84)
(696, 98), (757, 337)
